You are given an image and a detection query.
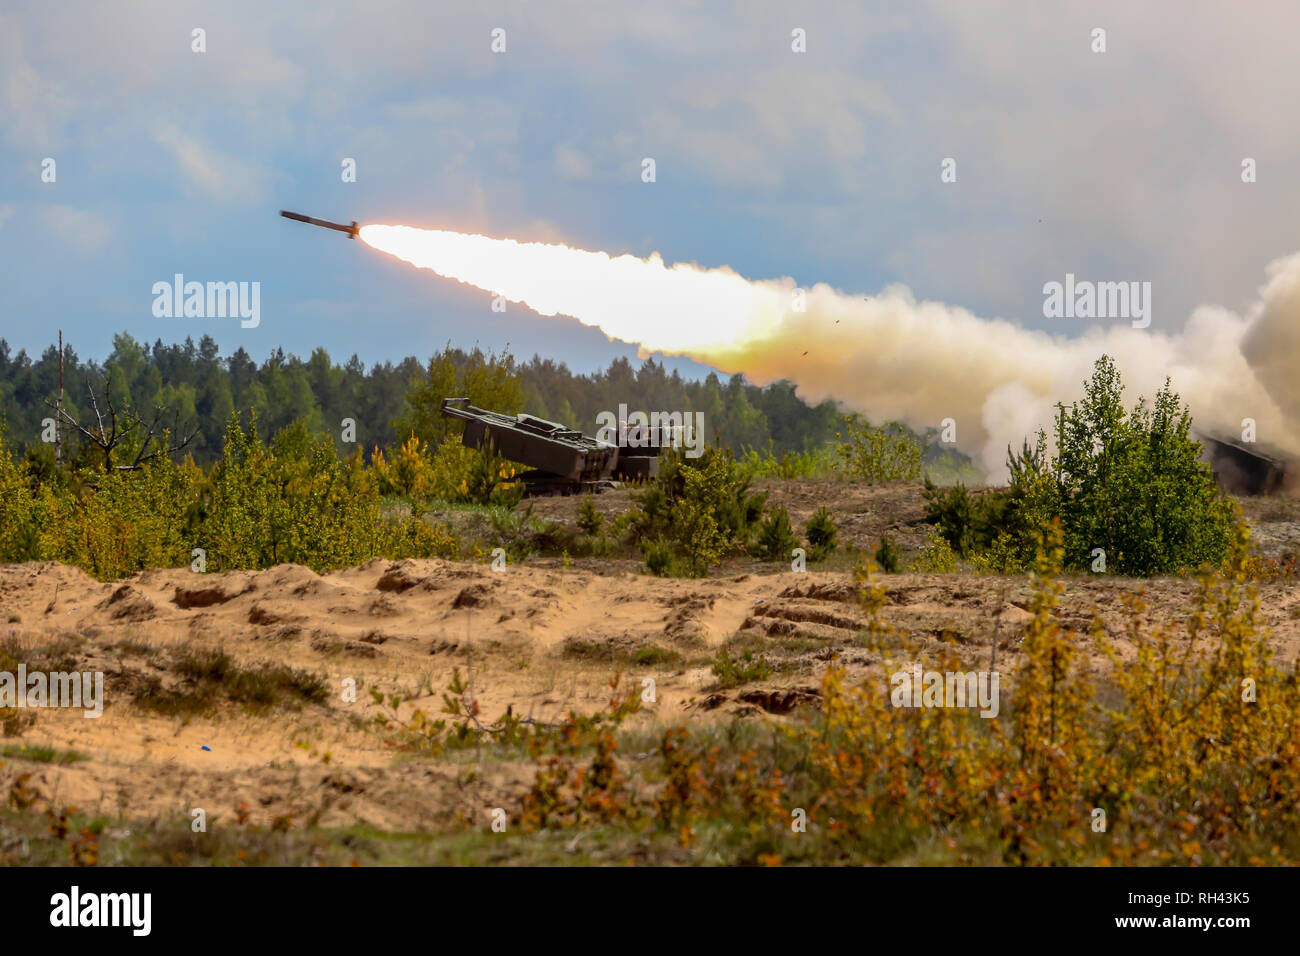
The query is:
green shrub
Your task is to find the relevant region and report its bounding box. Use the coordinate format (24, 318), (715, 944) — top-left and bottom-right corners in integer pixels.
(912, 526), (957, 572)
(0, 411), (464, 581)
(376, 512), (460, 561)
(874, 534), (902, 573)
(0, 425), (42, 563)
(632, 483), (670, 529)
(1050, 356), (1234, 574)
(371, 433), (440, 499)
(633, 448), (759, 577)
(921, 479), (1025, 558)
(738, 440), (838, 480)
(836, 417), (923, 483)
(710, 648), (772, 688)
(805, 507), (838, 561)
(753, 505), (799, 562)
(608, 511), (638, 542)
(655, 448), (759, 541)
(641, 537), (674, 577)
(577, 496), (604, 536)
(923, 480), (977, 554)
(672, 468), (728, 576)
(457, 439), (525, 509)
(139, 647), (328, 715)
(966, 531), (1026, 574)
(923, 357), (1234, 577)
(207, 415), (381, 572)
(39, 453), (196, 580)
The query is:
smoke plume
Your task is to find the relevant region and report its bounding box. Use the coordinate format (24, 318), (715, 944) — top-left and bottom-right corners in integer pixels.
(360, 224), (1300, 481)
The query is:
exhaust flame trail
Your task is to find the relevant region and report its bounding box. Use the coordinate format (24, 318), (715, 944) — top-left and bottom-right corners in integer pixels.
(360, 225), (781, 354)
(360, 224), (1300, 480)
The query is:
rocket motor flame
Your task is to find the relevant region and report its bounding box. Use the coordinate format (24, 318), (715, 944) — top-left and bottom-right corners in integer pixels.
(359, 223), (1300, 479)
(360, 224), (782, 355)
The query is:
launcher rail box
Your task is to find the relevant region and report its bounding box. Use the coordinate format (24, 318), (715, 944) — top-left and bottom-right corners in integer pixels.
(441, 397), (628, 496)
(1199, 432), (1292, 496)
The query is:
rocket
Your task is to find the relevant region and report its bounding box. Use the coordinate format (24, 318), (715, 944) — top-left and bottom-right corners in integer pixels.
(279, 210), (359, 239)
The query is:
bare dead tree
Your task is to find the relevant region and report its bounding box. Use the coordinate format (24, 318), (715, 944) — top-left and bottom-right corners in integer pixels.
(45, 374), (197, 471)
(56, 329), (64, 466)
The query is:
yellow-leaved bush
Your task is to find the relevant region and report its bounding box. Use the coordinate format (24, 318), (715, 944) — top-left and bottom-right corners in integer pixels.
(0, 414), (460, 580)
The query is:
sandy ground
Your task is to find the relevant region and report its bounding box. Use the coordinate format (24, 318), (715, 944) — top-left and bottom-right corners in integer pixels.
(1, 482), (1297, 836)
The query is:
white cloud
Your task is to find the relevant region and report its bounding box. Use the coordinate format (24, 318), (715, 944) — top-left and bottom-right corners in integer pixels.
(153, 125), (269, 202)
(554, 144), (592, 180)
(41, 205), (111, 252)
(0, 13), (70, 149)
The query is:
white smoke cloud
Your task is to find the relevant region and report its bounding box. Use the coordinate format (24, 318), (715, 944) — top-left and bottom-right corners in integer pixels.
(361, 224), (1300, 482)
(1240, 252), (1300, 427)
(723, 276), (1298, 481)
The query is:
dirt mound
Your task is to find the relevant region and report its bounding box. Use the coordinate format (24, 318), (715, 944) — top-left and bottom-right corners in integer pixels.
(173, 580), (248, 608)
(1, 533), (1298, 836)
(375, 561), (424, 593)
(98, 584), (157, 622)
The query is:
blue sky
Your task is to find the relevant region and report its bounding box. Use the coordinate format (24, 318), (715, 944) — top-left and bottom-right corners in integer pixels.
(3, 0), (1298, 379)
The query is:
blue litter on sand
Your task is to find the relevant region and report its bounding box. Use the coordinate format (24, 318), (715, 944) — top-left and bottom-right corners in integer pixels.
(201, 745), (211, 751)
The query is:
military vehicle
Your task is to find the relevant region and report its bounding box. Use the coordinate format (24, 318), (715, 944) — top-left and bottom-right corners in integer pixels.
(1199, 433), (1291, 495)
(439, 398), (670, 495)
